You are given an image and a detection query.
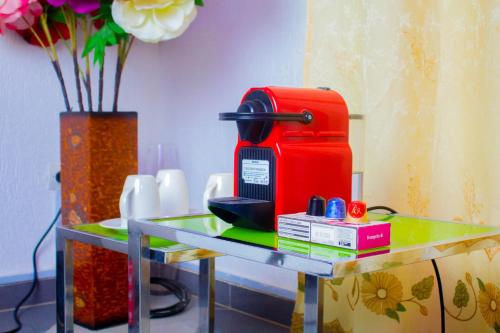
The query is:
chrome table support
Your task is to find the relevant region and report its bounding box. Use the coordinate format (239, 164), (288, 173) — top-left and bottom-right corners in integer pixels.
(304, 274), (324, 333)
(128, 225), (216, 333)
(198, 258), (215, 332)
(56, 230), (74, 333)
(55, 219), (221, 332)
(128, 221), (151, 333)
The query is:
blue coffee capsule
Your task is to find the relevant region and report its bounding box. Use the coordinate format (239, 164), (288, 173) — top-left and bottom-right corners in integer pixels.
(325, 197), (346, 219)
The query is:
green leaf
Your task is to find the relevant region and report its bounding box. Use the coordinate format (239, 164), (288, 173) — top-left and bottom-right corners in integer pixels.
(101, 24), (118, 45)
(495, 323), (500, 333)
(386, 308), (400, 322)
(82, 31), (105, 67)
(362, 273), (371, 282)
(93, 46), (105, 67)
(396, 303), (406, 312)
(108, 21), (126, 35)
(97, 0), (113, 17)
(331, 278), (344, 286)
(82, 35), (97, 57)
(79, 0), (130, 67)
(195, 0), (205, 6)
(82, 20), (128, 67)
(411, 276), (434, 300)
(48, 8), (66, 24)
(452, 280), (470, 308)
(477, 278), (486, 292)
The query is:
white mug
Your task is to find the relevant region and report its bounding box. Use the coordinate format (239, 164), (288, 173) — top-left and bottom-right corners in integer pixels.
(202, 173), (234, 213)
(156, 169), (190, 216)
(119, 175), (160, 228)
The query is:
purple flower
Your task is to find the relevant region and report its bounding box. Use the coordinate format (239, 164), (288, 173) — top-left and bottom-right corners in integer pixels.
(47, 0), (100, 14)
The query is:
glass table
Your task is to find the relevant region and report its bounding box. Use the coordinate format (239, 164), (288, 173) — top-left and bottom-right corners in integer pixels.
(55, 215), (222, 333)
(127, 213), (500, 333)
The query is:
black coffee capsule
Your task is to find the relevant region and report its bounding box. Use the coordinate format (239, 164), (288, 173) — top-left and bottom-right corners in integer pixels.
(306, 195), (326, 216)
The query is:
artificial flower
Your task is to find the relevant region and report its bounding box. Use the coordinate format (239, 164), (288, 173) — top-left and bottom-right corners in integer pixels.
(16, 17), (69, 47)
(111, 0), (197, 43)
(478, 282), (500, 327)
(92, 9), (104, 30)
(361, 272), (403, 315)
(0, 0), (42, 31)
(47, 0), (100, 14)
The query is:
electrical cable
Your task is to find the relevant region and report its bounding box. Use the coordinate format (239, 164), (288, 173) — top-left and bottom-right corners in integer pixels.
(366, 205), (398, 214)
(1, 167), (188, 331)
(367, 205), (445, 333)
(0, 208), (189, 332)
(149, 277), (191, 318)
(432, 258), (445, 333)
(2, 208), (61, 333)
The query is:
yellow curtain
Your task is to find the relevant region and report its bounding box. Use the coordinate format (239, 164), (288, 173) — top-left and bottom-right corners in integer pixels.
(292, 1), (500, 332)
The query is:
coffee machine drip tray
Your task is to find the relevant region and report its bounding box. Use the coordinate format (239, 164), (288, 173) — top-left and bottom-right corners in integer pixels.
(207, 197), (275, 231)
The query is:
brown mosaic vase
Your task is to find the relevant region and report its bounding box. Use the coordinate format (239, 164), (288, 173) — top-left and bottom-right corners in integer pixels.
(60, 112), (137, 329)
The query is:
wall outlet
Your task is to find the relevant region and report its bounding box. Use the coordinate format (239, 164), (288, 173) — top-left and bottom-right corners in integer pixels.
(47, 163), (60, 191)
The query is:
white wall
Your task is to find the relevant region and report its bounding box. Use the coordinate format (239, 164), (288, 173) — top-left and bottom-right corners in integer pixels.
(0, 35), (165, 281)
(158, 0), (307, 294)
(0, 0), (307, 295)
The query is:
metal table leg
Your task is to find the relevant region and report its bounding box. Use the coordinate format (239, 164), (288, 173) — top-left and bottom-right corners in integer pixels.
(198, 258), (215, 332)
(128, 221), (151, 333)
(304, 274), (324, 333)
(56, 229), (74, 333)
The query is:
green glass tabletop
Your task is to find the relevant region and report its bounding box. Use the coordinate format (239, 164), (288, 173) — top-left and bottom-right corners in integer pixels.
(73, 223), (189, 251)
(157, 213), (497, 248)
(71, 213), (499, 261)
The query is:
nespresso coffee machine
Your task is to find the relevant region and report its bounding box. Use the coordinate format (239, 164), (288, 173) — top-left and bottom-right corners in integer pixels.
(208, 86), (352, 231)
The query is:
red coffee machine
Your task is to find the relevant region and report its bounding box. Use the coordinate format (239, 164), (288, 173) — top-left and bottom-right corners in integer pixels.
(208, 86), (352, 231)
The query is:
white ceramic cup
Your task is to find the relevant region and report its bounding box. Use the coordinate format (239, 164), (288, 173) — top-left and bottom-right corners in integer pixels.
(119, 175), (160, 228)
(156, 169), (190, 216)
(202, 173), (234, 213)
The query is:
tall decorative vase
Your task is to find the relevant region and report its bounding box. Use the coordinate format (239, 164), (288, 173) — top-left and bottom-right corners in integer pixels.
(60, 112), (137, 328)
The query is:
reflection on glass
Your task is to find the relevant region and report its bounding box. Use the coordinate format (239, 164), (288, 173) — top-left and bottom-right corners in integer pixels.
(140, 143), (179, 175)
(350, 114), (365, 201)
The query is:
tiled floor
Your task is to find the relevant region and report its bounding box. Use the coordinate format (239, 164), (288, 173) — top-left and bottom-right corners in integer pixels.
(0, 295), (289, 333)
(0, 302), (56, 333)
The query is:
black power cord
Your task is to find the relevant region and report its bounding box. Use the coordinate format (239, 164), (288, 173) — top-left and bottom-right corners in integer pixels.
(149, 277), (191, 318)
(1, 165), (188, 331)
(0, 208), (189, 332)
(432, 258), (445, 333)
(366, 205), (398, 214)
(2, 208), (61, 333)
(367, 205), (445, 333)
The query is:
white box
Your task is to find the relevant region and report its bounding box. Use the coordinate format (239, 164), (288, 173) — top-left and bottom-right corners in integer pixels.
(277, 213), (391, 251)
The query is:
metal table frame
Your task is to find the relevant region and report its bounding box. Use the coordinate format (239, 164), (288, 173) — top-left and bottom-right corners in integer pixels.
(55, 224), (220, 333)
(128, 217), (500, 333)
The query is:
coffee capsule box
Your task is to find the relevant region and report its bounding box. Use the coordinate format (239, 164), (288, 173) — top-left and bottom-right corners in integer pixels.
(277, 213), (391, 251)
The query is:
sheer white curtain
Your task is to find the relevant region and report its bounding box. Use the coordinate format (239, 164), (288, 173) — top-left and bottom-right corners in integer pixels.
(292, 1), (500, 332)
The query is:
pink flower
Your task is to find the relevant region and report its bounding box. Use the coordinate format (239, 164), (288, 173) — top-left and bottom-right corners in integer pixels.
(47, 0), (100, 14)
(0, 0), (42, 32)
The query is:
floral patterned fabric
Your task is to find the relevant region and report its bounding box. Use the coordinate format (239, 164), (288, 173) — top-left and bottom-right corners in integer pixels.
(292, 0), (500, 332)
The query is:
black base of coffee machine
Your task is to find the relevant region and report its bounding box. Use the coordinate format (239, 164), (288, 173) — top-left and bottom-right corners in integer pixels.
(207, 197), (275, 231)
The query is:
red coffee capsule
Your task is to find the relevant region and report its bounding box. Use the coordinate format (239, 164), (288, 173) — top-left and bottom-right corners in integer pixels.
(347, 201), (368, 223)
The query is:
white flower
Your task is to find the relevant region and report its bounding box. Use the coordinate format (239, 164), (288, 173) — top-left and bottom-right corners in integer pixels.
(112, 0), (197, 43)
